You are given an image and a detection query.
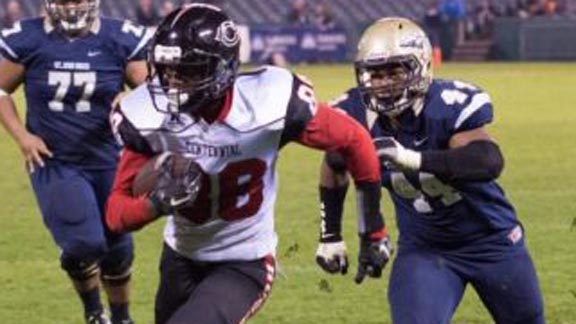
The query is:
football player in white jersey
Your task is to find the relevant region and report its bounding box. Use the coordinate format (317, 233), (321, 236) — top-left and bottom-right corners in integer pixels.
(105, 4), (391, 324)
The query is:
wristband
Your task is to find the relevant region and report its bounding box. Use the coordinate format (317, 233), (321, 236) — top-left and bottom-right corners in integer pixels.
(397, 147), (422, 170)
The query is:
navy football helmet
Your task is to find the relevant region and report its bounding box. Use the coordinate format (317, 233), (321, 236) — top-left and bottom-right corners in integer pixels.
(147, 4), (241, 116)
(44, 0), (100, 36)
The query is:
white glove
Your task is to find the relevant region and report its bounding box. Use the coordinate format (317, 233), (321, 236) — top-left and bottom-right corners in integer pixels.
(315, 241), (348, 275)
(373, 137), (422, 170)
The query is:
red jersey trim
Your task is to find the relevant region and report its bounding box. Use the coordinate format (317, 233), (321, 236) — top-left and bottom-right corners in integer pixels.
(297, 104), (381, 184)
(216, 89), (234, 122)
(106, 148), (157, 232)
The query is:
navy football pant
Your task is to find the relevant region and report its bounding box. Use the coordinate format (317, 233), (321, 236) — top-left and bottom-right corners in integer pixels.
(29, 163), (133, 276)
(388, 238), (545, 324)
(155, 244), (275, 324)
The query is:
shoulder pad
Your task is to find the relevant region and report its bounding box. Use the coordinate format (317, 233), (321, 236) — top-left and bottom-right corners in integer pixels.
(0, 18), (44, 63)
(327, 87), (373, 128)
(119, 84), (167, 134)
(428, 79), (493, 132)
(329, 87), (362, 111)
(224, 66), (294, 131)
(100, 18), (153, 61)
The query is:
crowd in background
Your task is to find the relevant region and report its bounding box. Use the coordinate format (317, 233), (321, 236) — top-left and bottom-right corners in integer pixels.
(0, 0), (340, 31)
(1, 0), (23, 29)
(2, 0), (575, 30)
(1, 0), (576, 62)
(421, 0), (571, 59)
(0, 0), (224, 29)
(286, 0), (338, 30)
(431, 0), (568, 41)
(134, 0), (226, 27)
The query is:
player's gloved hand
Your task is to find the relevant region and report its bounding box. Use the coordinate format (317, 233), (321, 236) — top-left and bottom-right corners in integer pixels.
(16, 131), (53, 173)
(355, 229), (393, 284)
(373, 137), (421, 170)
(150, 153), (202, 216)
(316, 239), (348, 275)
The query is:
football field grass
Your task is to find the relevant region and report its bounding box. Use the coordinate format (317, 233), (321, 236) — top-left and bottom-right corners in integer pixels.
(0, 63), (575, 323)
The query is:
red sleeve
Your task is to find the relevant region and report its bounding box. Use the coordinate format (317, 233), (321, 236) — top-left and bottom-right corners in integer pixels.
(296, 104), (380, 184)
(105, 148), (157, 233)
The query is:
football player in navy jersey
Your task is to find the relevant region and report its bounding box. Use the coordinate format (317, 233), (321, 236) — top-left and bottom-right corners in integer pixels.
(0, 0), (151, 323)
(316, 18), (546, 324)
(104, 4), (391, 324)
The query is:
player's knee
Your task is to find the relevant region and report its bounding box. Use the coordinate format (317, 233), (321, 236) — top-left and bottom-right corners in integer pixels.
(60, 240), (108, 280)
(61, 255), (100, 281)
(65, 238), (108, 260)
(100, 249), (134, 287)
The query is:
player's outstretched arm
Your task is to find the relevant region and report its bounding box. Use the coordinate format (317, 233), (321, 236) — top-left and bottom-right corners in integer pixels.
(0, 59), (53, 173)
(297, 104), (392, 282)
(316, 156), (350, 274)
(105, 148), (159, 232)
(374, 127), (503, 183)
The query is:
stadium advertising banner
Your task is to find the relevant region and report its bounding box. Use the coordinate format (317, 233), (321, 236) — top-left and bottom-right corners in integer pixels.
(248, 25), (348, 63)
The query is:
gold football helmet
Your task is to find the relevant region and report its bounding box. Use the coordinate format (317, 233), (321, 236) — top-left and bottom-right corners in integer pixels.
(355, 17), (432, 116)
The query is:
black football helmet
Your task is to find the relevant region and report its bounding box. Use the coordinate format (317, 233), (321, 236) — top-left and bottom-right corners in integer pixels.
(44, 0), (100, 36)
(147, 4), (241, 116)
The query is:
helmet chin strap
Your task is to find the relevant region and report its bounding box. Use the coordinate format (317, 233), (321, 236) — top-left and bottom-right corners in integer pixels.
(369, 89), (409, 117)
(411, 98), (425, 116)
(166, 89), (190, 114)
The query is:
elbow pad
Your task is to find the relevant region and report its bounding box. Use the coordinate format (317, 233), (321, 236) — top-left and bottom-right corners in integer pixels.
(421, 140), (504, 182)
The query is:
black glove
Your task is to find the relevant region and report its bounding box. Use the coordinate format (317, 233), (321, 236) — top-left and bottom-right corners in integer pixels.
(355, 229), (393, 284)
(150, 153), (202, 216)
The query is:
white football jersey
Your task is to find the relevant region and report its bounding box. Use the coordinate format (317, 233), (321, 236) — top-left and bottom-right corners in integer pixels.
(115, 66), (317, 261)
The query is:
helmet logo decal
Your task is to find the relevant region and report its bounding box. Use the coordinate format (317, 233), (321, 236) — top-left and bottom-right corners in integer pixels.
(400, 36), (425, 50)
(154, 45), (182, 64)
(216, 21), (240, 48)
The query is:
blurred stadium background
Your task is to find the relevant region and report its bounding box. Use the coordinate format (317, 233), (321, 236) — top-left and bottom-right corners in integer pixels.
(1, 0), (576, 323)
(3, 0), (576, 63)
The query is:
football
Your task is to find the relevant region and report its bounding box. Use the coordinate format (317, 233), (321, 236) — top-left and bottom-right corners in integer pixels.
(132, 153), (197, 197)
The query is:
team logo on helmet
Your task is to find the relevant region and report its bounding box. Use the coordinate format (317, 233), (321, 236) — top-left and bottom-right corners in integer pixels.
(400, 36), (426, 50)
(216, 21), (240, 48)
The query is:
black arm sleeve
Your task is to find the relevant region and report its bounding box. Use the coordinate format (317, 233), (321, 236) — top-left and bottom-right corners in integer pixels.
(356, 181), (385, 235)
(319, 185), (348, 242)
(421, 140), (504, 183)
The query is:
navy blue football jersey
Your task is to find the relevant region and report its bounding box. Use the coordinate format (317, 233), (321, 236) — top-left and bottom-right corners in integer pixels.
(0, 17), (151, 169)
(332, 80), (519, 247)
